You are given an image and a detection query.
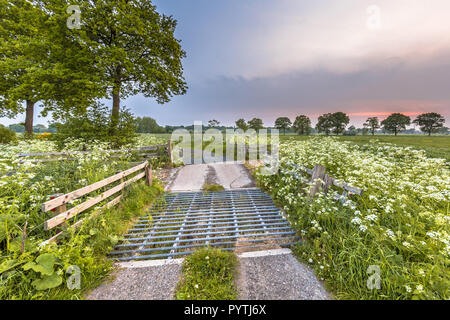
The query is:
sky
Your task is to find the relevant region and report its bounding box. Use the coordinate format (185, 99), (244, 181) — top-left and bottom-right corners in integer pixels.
(2, 0), (450, 128)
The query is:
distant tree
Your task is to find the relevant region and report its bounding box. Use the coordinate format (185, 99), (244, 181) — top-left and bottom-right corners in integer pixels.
(344, 125), (357, 136)
(293, 115), (311, 135)
(364, 117), (380, 136)
(330, 112), (350, 135)
(165, 125), (174, 133)
(47, 123), (58, 133)
(361, 127), (369, 136)
(208, 119), (220, 128)
(235, 119), (248, 131)
(413, 113), (445, 136)
(33, 124), (47, 133)
(438, 127), (449, 135)
(274, 117), (292, 135)
(136, 117), (165, 133)
(381, 113), (411, 136)
(248, 118), (264, 131)
(8, 123), (25, 133)
(316, 113), (334, 135)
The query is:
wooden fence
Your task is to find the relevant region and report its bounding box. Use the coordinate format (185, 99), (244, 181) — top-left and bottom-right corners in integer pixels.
(18, 140), (173, 164)
(40, 160), (153, 245)
(286, 162), (363, 200)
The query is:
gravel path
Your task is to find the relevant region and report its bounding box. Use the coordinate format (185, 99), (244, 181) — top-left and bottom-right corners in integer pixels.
(86, 262), (182, 300)
(237, 249), (330, 300)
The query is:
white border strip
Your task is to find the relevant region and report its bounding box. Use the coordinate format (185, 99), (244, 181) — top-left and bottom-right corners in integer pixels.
(116, 258), (184, 269)
(117, 248), (293, 268)
(237, 248), (292, 258)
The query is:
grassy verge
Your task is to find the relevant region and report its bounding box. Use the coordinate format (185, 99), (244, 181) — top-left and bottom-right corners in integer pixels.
(253, 137), (449, 299)
(0, 181), (163, 300)
(203, 184), (225, 192)
(175, 248), (238, 300)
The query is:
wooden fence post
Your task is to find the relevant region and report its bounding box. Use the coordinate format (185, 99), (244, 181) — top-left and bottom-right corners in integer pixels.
(308, 165), (326, 198)
(50, 193), (66, 215)
(323, 173), (333, 195)
(145, 164), (153, 186)
(168, 139), (173, 165)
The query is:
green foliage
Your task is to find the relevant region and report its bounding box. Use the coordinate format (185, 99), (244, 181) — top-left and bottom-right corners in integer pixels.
(203, 184), (225, 192)
(0, 181), (163, 299)
(48, 0), (188, 126)
(381, 113), (411, 136)
(274, 117), (292, 134)
(364, 117), (380, 135)
(293, 115), (311, 135)
(135, 117), (166, 133)
(53, 103), (138, 148)
(0, 125), (16, 144)
(8, 123), (24, 133)
(316, 112), (350, 135)
(255, 137), (450, 299)
(248, 118), (264, 131)
(343, 125), (357, 136)
(235, 119), (249, 131)
(176, 248), (238, 300)
(0, 0), (99, 134)
(413, 113), (445, 136)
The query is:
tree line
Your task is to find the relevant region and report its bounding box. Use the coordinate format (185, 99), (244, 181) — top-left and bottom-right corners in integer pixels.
(233, 112), (447, 136)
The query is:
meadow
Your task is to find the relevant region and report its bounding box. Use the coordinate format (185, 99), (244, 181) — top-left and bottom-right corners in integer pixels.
(0, 133), (448, 299)
(254, 136), (449, 299)
(0, 134), (167, 299)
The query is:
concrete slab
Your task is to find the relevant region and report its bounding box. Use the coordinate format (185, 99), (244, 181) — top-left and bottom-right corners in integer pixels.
(165, 163), (255, 192)
(210, 163), (255, 189)
(86, 263), (182, 300)
(237, 249), (330, 300)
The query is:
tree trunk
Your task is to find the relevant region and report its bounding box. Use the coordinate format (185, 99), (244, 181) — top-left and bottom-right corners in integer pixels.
(111, 89), (120, 126)
(111, 65), (122, 128)
(25, 100), (34, 137)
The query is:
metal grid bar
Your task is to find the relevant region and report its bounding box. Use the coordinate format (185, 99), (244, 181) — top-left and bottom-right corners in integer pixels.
(110, 189), (299, 261)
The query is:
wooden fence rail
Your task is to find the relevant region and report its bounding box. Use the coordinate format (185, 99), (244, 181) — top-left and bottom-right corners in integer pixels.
(286, 162), (363, 200)
(18, 140), (173, 164)
(40, 160), (153, 245)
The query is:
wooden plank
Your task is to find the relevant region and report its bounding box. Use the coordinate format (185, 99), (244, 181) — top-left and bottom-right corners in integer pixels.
(332, 180), (363, 196)
(41, 195), (123, 245)
(18, 144), (166, 158)
(42, 161), (147, 212)
(44, 172), (145, 230)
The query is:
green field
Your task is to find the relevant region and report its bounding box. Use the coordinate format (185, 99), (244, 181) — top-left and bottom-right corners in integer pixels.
(280, 134), (450, 163)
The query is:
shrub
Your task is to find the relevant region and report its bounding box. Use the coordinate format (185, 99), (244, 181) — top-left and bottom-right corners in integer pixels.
(0, 126), (16, 144)
(52, 103), (137, 149)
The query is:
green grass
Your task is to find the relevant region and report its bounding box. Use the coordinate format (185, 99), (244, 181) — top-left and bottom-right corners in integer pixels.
(175, 247), (238, 300)
(0, 181), (163, 299)
(202, 184), (225, 192)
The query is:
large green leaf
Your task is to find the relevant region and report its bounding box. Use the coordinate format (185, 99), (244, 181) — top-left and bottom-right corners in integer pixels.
(22, 254), (57, 276)
(0, 259), (22, 274)
(32, 273), (63, 290)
